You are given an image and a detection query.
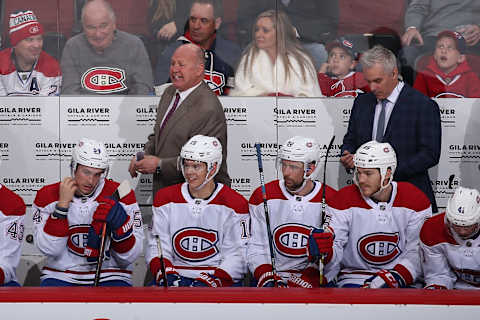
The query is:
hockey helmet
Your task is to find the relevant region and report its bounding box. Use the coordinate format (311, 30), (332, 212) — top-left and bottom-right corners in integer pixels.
(353, 140), (396, 190)
(278, 136), (321, 180)
(446, 187), (480, 227)
(179, 135), (222, 184)
(71, 138), (110, 178)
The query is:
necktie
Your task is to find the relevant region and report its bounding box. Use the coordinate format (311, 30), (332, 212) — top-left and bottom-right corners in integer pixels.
(159, 92), (180, 136)
(376, 99), (387, 142)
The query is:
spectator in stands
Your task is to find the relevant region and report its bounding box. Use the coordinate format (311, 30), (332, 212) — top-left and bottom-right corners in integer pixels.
(414, 31), (480, 98)
(237, 1), (338, 69)
(229, 10), (321, 97)
(0, 10), (61, 96)
(400, 0), (480, 84)
(61, 0), (153, 95)
(154, 0), (240, 96)
(149, 0), (190, 42)
(318, 37), (369, 97)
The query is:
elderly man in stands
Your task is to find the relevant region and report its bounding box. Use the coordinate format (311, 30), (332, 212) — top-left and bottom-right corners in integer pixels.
(61, 0), (153, 95)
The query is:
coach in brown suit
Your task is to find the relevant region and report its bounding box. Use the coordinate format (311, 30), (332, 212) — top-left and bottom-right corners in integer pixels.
(129, 43), (230, 195)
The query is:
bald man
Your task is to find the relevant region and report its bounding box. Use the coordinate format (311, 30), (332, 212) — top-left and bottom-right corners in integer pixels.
(61, 0), (153, 94)
(130, 43), (230, 195)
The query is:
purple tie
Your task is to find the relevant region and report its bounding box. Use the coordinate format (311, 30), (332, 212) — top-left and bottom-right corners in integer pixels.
(159, 92), (180, 136)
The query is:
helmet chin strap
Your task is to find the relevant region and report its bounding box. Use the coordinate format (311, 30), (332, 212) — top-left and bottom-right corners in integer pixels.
(192, 168), (216, 192)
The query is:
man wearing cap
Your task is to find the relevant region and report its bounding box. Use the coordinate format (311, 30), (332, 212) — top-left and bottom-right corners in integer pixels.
(0, 10), (61, 96)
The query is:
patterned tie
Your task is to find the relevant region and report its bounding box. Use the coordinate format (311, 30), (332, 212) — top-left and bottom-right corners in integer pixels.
(376, 99), (388, 142)
(159, 92), (180, 136)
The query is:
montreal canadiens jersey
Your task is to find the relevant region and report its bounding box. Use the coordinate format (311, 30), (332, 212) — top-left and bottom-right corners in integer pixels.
(32, 179), (143, 285)
(0, 184), (26, 284)
(145, 183), (249, 282)
(317, 71), (369, 97)
(421, 213), (480, 289)
(325, 182), (432, 286)
(0, 48), (61, 96)
(248, 180), (337, 280)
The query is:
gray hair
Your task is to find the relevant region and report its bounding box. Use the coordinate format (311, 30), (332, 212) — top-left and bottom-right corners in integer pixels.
(81, 0), (116, 23)
(360, 45), (397, 73)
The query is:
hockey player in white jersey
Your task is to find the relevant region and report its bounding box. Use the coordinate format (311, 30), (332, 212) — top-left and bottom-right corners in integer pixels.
(421, 186), (480, 289)
(0, 10), (61, 96)
(248, 136), (337, 288)
(32, 138), (143, 286)
(309, 140), (432, 288)
(145, 135), (249, 287)
(0, 159), (26, 286)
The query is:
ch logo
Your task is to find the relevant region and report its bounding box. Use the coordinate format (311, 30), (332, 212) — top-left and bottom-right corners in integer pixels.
(357, 232), (402, 265)
(173, 227), (219, 262)
(273, 223), (312, 258)
(81, 67), (127, 93)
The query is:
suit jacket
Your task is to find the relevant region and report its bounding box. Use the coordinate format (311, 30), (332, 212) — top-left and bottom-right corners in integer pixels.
(145, 81), (231, 196)
(342, 83), (441, 211)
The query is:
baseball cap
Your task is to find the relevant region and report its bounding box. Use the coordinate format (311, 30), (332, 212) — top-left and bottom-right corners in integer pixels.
(9, 10), (44, 46)
(437, 30), (466, 54)
(326, 37), (358, 59)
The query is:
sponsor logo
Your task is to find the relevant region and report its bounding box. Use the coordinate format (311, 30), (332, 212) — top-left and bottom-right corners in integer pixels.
(136, 175), (153, 205)
(223, 106), (247, 126)
(431, 174), (461, 202)
(104, 142), (145, 161)
(2, 177), (46, 200)
(274, 107), (316, 127)
(204, 70), (225, 95)
(34, 141), (76, 161)
(273, 223), (312, 258)
(231, 177), (252, 198)
(239, 142), (279, 162)
(0, 106), (42, 126)
(447, 144), (480, 162)
(320, 142), (342, 162)
(172, 227), (219, 262)
(0, 142), (9, 161)
(439, 106), (456, 127)
(135, 104), (157, 126)
(81, 67), (127, 94)
(65, 106), (111, 126)
(357, 232), (402, 265)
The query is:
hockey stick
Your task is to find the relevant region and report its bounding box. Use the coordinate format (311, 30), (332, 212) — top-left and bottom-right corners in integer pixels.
(155, 235), (168, 287)
(319, 135), (335, 286)
(94, 180), (131, 287)
(255, 143), (279, 287)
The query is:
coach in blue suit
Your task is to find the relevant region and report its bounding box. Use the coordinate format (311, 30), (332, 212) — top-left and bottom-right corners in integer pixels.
(341, 45), (441, 212)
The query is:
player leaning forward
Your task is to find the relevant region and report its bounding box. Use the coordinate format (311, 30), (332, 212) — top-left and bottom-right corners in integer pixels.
(421, 186), (480, 289)
(146, 135), (249, 287)
(248, 136), (337, 287)
(33, 138), (143, 286)
(309, 141), (432, 288)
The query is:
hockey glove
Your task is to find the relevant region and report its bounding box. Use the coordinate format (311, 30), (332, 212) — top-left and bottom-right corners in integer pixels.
(85, 221), (103, 262)
(192, 273), (222, 287)
(307, 228), (334, 264)
(93, 197), (133, 241)
(287, 266), (328, 288)
(150, 257), (185, 287)
(363, 269), (406, 288)
(425, 284), (447, 290)
(254, 264), (287, 287)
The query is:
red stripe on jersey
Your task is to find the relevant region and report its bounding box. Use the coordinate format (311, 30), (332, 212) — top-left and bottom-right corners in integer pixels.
(0, 268), (4, 285)
(111, 233), (136, 253)
(153, 183), (186, 207)
(96, 179), (137, 205)
(34, 182), (61, 208)
(44, 216), (69, 237)
(209, 185), (249, 214)
(0, 49), (17, 75)
(310, 184), (338, 204)
(393, 182), (431, 212)
(0, 185), (26, 216)
(393, 263), (414, 285)
(249, 180), (287, 205)
(420, 213), (457, 246)
(35, 51), (61, 77)
(330, 185), (370, 210)
(43, 266), (132, 275)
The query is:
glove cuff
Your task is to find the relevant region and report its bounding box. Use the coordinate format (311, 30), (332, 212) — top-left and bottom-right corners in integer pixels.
(254, 264), (277, 287)
(212, 268), (234, 287)
(112, 215), (133, 241)
(393, 264), (413, 286)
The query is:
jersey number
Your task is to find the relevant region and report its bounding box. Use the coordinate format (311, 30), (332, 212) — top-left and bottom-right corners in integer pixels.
(7, 222), (24, 241)
(240, 219), (249, 239)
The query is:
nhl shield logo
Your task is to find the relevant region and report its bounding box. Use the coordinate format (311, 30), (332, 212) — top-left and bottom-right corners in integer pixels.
(173, 227), (219, 262)
(81, 67), (127, 94)
(357, 232), (402, 265)
(273, 223), (312, 258)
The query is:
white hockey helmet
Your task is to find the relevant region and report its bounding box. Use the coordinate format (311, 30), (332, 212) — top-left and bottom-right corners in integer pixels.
(278, 136), (321, 180)
(179, 135), (222, 184)
(71, 138), (110, 178)
(353, 140), (396, 190)
(446, 187), (480, 227)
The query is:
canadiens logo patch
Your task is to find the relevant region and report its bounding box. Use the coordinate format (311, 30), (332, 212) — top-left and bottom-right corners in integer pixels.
(204, 71), (225, 95)
(357, 232), (402, 265)
(273, 223), (312, 258)
(173, 227), (219, 262)
(67, 225), (90, 256)
(81, 67), (127, 93)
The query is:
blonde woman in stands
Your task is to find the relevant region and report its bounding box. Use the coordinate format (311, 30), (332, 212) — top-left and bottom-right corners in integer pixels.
(229, 10), (322, 97)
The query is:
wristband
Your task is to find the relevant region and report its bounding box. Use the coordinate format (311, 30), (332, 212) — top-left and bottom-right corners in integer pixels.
(52, 205), (68, 219)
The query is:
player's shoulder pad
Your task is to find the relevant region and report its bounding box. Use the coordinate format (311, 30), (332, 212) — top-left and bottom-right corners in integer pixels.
(210, 184), (249, 214)
(393, 182), (431, 212)
(420, 213), (457, 246)
(100, 179), (137, 205)
(34, 182), (61, 208)
(153, 183), (186, 207)
(249, 180), (285, 205)
(310, 184), (338, 204)
(0, 185), (26, 216)
(329, 184), (369, 210)
(36, 51), (61, 76)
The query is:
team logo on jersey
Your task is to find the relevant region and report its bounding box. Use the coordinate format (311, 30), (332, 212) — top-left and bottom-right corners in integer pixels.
(173, 227), (219, 262)
(357, 232), (402, 265)
(67, 225), (90, 256)
(204, 70), (225, 95)
(81, 67), (127, 94)
(273, 223), (312, 258)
